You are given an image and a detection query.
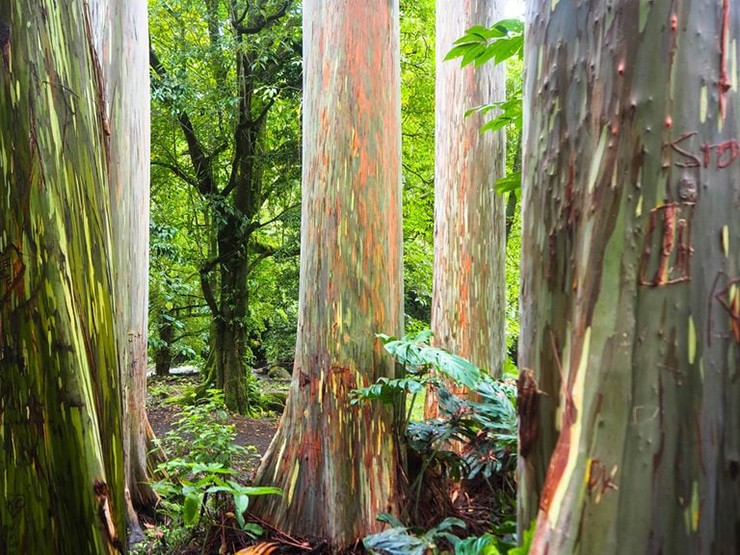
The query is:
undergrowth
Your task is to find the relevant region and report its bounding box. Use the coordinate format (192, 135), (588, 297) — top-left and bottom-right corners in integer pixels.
(134, 389), (280, 555)
(352, 330), (522, 554)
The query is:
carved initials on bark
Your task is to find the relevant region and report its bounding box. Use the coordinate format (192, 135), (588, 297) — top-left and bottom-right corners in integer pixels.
(639, 203), (694, 286)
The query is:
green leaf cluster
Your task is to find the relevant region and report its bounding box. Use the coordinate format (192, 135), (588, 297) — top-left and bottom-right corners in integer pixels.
(150, 390), (281, 549)
(445, 20), (524, 67)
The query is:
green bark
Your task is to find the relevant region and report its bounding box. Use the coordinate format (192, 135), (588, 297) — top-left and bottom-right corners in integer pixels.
(253, 0), (404, 546)
(426, 0), (507, 418)
(0, 1), (126, 553)
(519, 1), (739, 553)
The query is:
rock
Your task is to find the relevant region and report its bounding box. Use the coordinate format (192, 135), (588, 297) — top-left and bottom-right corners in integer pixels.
(267, 366), (291, 380)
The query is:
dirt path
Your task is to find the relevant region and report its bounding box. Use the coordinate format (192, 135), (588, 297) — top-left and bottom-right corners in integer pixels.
(146, 375), (280, 478)
(148, 405), (278, 457)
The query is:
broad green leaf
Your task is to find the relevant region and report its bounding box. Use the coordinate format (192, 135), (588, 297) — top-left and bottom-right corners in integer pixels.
(183, 491), (202, 527)
(494, 172), (522, 194)
(234, 494), (249, 529)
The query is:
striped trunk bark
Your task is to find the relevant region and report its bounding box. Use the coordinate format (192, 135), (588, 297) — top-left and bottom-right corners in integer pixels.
(0, 1), (126, 552)
(253, 0), (404, 546)
(88, 0), (159, 533)
(425, 0), (507, 419)
(518, 0), (739, 553)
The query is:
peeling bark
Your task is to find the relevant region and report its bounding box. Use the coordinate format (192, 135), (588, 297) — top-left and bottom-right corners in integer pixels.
(252, 0), (404, 546)
(519, 1), (739, 553)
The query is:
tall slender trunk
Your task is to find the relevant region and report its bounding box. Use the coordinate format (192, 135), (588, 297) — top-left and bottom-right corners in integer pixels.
(89, 0), (159, 533)
(0, 1), (126, 551)
(253, 0), (404, 546)
(155, 317), (174, 376)
(519, 1), (739, 553)
(425, 0), (507, 418)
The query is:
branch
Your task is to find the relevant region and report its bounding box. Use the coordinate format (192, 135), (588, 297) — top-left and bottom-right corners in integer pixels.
(402, 162), (434, 187)
(246, 250), (273, 276)
(173, 326), (211, 343)
(240, 1), (290, 34)
(254, 97), (276, 128)
(199, 264), (220, 318)
(254, 203), (300, 230)
(246, 241), (299, 275)
(151, 160), (198, 187)
(169, 303), (210, 313)
(150, 45), (216, 196)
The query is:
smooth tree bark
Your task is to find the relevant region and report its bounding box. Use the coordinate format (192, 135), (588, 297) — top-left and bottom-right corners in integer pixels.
(0, 1), (126, 552)
(253, 0), (404, 546)
(425, 0), (507, 418)
(518, 0), (739, 553)
(89, 0), (160, 531)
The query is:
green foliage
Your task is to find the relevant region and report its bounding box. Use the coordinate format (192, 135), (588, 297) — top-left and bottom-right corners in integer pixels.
(355, 332), (522, 552)
(354, 332), (517, 480)
(406, 376), (518, 483)
(364, 514), (467, 555)
(148, 0), (303, 388)
(351, 331), (486, 436)
(364, 515), (526, 555)
(400, 0), (435, 330)
(445, 18), (524, 196)
(150, 390), (281, 550)
(445, 20), (524, 67)
(379, 331), (482, 388)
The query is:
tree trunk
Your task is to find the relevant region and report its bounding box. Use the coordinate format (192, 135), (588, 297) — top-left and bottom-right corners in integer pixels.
(212, 221), (252, 414)
(425, 0), (507, 419)
(155, 317), (174, 376)
(89, 0), (159, 533)
(253, 0), (404, 546)
(518, 1), (739, 553)
(0, 1), (126, 552)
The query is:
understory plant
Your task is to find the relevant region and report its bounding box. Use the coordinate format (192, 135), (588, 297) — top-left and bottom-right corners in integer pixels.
(352, 331), (520, 553)
(145, 389), (281, 553)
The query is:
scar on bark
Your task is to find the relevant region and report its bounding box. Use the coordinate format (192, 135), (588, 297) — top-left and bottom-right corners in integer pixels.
(0, 244), (25, 308)
(719, 0), (731, 121)
(714, 277), (740, 343)
(639, 202), (694, 286)
(586, 458), (618, 504)
(517, 368), (540, 459)
(0, 19), (9, 71)
(93, 481), (122, 551)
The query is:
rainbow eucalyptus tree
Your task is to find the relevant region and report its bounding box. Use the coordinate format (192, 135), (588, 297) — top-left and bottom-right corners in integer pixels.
(89, 0), (160, 532)
(518, 0), (739, 553)
(0, 0), (126, 551)
(253, 0), (404, 546)
(425, 0), (507, 418)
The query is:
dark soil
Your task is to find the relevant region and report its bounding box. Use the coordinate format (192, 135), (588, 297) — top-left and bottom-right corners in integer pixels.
(148, 405), (278, 457)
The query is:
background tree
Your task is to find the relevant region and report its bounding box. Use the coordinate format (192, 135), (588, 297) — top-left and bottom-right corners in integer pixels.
(0, 0), (126, 551)
(149, 0), (302, 412)
(425, 0), (507, 418)
(518, 1), (739, 552)
(253, 0), (405, 545)
(400, 0), (436, 333)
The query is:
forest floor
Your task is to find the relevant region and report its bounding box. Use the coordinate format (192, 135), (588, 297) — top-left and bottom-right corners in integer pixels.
(146, 373), (282, 478)
(143, 373), (508, 554)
